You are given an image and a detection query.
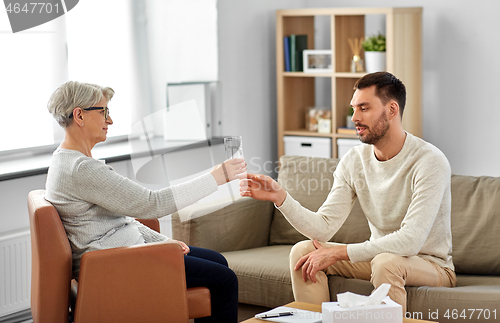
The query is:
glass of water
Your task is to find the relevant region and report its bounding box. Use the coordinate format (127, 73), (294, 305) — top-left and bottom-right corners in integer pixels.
(224, 136), (244, 160)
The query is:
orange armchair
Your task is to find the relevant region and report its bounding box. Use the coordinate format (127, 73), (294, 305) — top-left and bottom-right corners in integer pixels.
(28, 189), (211, 323)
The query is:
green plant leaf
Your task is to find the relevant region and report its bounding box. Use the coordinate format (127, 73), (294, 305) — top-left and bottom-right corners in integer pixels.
(362, 33), (386, 52)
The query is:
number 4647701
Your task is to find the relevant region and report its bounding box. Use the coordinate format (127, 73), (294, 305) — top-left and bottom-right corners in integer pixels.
(6, 2), (60, 14)
(444, 309), (496, 320)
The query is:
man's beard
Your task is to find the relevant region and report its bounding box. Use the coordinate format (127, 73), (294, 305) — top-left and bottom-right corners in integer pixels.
(356, 111), (389, 145)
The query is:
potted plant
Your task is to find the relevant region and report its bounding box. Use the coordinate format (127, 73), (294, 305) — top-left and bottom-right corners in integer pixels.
(362, 34), (386, 73)
(346, 106), (355, 129)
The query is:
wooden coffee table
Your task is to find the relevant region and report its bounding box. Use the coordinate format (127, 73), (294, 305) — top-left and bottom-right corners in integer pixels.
(241, 301), (436, 323)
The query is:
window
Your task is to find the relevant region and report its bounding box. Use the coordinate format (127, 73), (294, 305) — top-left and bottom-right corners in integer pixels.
(0, 0), (140, 152)
(66, 0), (138, 138)
(0, 0), (218, 153)
(0, 11), (65, 151)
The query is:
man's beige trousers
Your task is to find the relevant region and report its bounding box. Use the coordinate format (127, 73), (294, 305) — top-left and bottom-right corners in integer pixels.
(289, 240), (456, 314)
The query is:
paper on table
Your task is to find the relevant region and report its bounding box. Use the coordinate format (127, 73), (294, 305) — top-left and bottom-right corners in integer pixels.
(337, 283), (391, 308)
(255, 306), (322, 323)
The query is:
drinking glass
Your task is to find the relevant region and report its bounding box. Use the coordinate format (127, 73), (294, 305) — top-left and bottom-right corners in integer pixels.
(224, 136), (244, 160)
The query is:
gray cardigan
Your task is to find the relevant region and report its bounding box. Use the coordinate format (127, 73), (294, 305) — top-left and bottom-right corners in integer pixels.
(45, 148), (218, 277)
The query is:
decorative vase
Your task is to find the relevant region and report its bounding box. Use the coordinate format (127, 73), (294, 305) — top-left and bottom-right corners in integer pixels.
(364, 51), (386, 73)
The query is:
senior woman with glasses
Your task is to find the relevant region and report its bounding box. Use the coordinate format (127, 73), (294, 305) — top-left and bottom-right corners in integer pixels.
(45, 81), (245, 322)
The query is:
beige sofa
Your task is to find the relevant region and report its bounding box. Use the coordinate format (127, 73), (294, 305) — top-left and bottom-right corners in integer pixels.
(173, 155), (500, 322)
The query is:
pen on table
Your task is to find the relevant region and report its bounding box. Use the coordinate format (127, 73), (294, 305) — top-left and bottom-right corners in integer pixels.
(256, 311), (295, 318)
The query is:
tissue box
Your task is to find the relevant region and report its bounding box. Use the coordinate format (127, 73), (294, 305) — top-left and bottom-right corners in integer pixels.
(322, 296), (402, 323)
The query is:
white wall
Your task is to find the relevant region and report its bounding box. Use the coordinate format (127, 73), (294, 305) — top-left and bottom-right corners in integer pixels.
(217, 0), (500, 177)
(217, 0), (303, 176)
(0, 175), (46, 234)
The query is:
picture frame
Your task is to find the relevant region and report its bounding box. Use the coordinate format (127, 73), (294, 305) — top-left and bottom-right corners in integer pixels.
(303, 49), (333, 73)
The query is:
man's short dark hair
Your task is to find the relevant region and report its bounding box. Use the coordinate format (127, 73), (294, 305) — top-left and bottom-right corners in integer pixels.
(353, 72), (406, 117)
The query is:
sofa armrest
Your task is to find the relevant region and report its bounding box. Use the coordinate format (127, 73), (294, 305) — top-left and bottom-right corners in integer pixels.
(172, 197), (275, 253)
(76, 241), (190, 323)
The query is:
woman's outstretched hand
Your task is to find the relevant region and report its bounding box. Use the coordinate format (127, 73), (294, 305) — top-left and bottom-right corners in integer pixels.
(210, 158), (247, 185)
(239, 173), (287, 207)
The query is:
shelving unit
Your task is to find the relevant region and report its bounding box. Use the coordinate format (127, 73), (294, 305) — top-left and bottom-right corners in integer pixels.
(276, 7), (422, 158)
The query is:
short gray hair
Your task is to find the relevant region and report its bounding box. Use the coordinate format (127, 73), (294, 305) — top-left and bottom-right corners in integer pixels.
(47, 81), (115, 128)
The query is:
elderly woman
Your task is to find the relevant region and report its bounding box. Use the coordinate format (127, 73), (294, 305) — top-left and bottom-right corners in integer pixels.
(45, 81), (245, 322)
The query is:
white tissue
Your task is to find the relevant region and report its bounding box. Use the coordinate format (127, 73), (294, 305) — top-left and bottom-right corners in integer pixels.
(337, 283), (391, 308)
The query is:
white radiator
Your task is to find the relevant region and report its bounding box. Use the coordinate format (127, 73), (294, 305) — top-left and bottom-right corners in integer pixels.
(0, 230), (31, 318)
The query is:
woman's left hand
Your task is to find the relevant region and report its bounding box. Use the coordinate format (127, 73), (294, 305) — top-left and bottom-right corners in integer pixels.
(210, 158), (247, 185)
(170, 239), (190, 255)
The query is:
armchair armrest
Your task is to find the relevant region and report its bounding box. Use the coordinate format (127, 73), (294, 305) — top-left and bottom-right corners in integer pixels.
(136, 218), (160, 232)
(75, 241), (190, 323)
(172, 197), (275, 253)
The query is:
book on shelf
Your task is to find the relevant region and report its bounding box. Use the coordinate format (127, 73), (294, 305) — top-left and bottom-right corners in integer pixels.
(337, 127), (357, 135)
(288, 34), (307, 72)
(283, 36), (291, 72)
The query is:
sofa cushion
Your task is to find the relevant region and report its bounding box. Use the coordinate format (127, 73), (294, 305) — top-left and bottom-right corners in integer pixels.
(222, 245), (294, 308)
(327, 276), (374, 301)
(406, 274), (500, 322)
(269, 155), (370, 245)
(450, 175), (500, 275)
(172, 197), (274, 253)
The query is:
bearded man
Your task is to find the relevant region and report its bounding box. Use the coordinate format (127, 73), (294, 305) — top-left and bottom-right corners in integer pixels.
(240, 72), (456, 314)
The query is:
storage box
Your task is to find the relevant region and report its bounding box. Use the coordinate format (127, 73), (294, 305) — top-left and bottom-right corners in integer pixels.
(284, 136), (331, 158)
(322, 296), (403, 323)
(337, 138), (362, 159)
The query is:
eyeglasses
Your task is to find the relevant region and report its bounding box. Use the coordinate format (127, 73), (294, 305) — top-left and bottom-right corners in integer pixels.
(68, 107), (110, 120)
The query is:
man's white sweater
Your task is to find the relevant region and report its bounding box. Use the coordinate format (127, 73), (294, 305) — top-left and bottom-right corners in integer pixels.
(277, 133), (454, 269)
